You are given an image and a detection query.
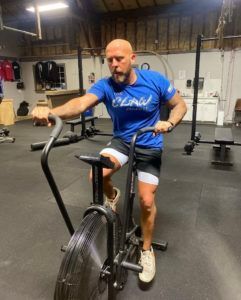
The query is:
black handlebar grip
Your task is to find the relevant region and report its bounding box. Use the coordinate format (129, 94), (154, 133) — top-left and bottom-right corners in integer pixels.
(138, 125), (174, 135)
(48, 114), (63, 139)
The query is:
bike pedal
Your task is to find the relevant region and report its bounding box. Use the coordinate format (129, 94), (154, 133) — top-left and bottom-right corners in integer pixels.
(152, 240), (168, 251)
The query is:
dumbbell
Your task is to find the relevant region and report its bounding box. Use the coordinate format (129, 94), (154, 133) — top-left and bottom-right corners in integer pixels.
(63, 131), (78, 143)
(85, 127), (95, 137)
(194, 132), (201, 143)
(184, 140), (195, 155)
(0, 128), (10, 137)
(31, 131), (79, 151)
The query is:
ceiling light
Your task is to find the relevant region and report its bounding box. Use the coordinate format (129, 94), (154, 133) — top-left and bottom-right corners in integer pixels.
(26, 2), (69, 13)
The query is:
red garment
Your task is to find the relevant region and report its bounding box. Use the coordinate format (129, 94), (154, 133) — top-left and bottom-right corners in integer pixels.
(0, 61), (5, 80)
(2, 60), (14, 81)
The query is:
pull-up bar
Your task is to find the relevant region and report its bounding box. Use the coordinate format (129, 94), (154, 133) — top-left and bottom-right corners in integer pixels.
(0, 25), (37, 37)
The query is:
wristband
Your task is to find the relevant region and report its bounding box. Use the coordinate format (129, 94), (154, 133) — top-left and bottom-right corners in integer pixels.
(167, 120), (175, 127)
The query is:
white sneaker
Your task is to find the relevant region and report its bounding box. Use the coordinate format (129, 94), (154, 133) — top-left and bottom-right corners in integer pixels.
(139, 247), (156, 283)
(104, 187), (120, 212)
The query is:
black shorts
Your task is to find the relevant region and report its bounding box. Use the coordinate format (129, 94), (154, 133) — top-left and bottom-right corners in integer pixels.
(100, 137), (162, 185)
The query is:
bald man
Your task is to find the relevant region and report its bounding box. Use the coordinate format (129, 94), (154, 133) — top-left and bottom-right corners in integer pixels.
(32, 39), (187, 283)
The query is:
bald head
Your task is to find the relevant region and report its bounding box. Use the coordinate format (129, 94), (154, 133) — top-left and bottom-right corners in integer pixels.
(106, 39), (133, 55)
(105, 39), (136, 84)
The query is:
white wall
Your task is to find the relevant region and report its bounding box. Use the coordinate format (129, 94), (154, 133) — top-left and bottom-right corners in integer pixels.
(1, 47), (241, 123)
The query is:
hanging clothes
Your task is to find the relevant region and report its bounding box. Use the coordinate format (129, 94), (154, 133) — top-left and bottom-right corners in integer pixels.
(0, 79), (4, 98)
(2, 60), (14, 81)
(45, 61), (59, 83)
(35, 61), (47, 83)
(12, 61), (21, 81)
(0, 61), (5, 80)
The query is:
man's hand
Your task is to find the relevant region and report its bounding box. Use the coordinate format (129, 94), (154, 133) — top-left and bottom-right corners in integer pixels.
(154, 120), (173, 135)
(31, 106), (52, 127)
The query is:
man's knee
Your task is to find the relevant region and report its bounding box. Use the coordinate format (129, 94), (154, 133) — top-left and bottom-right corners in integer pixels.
(139, 191), (156, 213)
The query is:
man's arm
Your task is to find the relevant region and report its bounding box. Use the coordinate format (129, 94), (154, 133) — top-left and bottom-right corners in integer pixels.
(31, 93), (99, 126)
(155, 91), (187, 133)
(166, 91), (187, 127)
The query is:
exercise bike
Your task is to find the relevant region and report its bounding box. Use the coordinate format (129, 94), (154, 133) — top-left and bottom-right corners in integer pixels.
(41, 115), (169, 299)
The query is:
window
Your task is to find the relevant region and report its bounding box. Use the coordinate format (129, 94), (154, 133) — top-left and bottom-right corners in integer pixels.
(52, 64), (66, 89)
(34, 62), (67, 92)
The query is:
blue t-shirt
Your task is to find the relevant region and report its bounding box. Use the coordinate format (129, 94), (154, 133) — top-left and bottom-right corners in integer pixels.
(88, 69), (176, 149)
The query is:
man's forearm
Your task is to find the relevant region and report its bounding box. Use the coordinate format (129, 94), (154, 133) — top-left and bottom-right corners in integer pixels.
(50, 97), (84, 120)
(168, 101), (187, 126)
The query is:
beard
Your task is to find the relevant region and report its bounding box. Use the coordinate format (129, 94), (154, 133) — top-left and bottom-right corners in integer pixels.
(112, 68), (132, 84)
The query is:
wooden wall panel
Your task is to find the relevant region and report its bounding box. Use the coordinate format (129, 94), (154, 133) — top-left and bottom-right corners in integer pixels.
(126, 21), (136, 50)
(168, 16), (179, 50)
(223, 18), (234, 49)
(111, 20), (116, 40)
(232, 4), (241, 48)
(179, 16), (191, 51)
(104, 22), (112, 45)
(101, 23), (107, 47)
(190, 14), (203, 50)
(146, 17), (157, 50)
(158, 17), (168, 50)
(22, 2), (241, 59)
(32, 47), (40, 57)
(136, 20), (146, 50)
(116, 19), (126, 39)
(203, 12), (218, 49)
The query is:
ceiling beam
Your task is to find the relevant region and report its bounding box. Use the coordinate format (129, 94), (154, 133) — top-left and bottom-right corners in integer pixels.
(119, 0), (126, 10)
(102, 0), (110, 12)
(101, 0), (222, 20)
(136, 0), (141, 8)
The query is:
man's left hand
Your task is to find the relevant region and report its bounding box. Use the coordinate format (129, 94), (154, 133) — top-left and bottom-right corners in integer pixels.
(154, 121), (173, 135)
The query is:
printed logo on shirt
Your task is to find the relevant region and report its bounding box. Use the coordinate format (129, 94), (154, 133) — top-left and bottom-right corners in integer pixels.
(167, 84), (174, 94)
(112, 95), (152, 110)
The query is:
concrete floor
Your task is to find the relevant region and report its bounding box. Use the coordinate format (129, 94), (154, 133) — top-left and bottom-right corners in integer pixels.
(0, 119), (241, 300)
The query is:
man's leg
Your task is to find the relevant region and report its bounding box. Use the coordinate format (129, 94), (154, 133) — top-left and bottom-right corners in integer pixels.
(138, 180), (158, 283)
(138, 181), (158, 251)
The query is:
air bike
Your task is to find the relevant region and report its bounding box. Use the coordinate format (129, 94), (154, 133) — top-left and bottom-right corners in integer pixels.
(41, 114), (169, 299)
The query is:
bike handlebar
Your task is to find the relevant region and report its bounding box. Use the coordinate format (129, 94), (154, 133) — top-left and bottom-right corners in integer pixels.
(136, 125), (174, 135)
(48, 114), (63, 140)
(40, 114), (75, 236)
(130, 125), (174, 153)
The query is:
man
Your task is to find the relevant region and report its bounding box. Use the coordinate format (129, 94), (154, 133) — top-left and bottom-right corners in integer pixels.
(32, 39), (187, 283)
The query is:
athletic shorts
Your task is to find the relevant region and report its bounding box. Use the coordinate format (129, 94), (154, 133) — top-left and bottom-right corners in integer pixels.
(100, 137), (162, 185)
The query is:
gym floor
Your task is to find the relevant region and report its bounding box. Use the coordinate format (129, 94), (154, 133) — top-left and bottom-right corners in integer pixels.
(0, 118), (241, 300)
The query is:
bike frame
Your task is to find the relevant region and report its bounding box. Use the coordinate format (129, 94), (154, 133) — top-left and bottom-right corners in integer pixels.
(40, 115), (164, 298)
(114, 127), (155, 289)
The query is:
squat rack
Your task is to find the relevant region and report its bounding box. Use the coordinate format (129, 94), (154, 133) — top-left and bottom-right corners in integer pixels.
(191, 34), (241, 141)
(185, 34), (241, 162)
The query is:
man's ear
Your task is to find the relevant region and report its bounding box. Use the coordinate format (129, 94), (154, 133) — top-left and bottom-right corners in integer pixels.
(130, 53), (136, 64)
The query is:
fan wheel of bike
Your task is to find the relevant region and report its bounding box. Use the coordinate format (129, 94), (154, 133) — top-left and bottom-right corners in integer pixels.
(54, 211), (114, 300)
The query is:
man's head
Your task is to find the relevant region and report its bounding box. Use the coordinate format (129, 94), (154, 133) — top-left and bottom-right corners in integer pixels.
(105, 39), (136, 84)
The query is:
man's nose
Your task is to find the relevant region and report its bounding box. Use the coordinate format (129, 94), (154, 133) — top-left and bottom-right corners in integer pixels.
(112, 58), (118, 67)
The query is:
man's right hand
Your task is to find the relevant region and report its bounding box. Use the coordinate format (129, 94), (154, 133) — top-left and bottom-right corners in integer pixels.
(31, 106), (52, 127)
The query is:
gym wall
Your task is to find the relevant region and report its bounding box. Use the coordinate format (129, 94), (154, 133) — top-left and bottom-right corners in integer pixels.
(2, 49), (239, 123)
